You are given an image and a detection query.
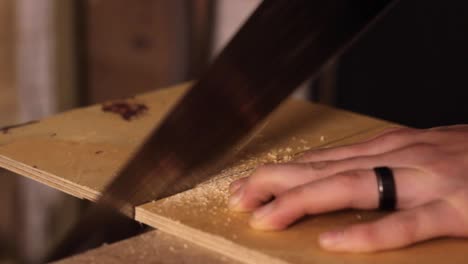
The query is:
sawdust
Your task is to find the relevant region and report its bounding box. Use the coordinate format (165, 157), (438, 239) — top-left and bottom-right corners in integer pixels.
(235, 144), (309, 169)
(152, 136), (319, 227)
(155, 138), (316, 224)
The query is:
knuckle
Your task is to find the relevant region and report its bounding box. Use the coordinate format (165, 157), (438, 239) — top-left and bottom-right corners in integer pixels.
(428, 158), (458, 178)
(329, 174), (358, 207)
(279, 185), (311, 208)
(248, 164), (301, 194)
(421, 128), (458, 142)
(254, 164), (276, 175)
(375, 128), (418, 143)
(298, 151), (316, 161)
(334, 172), (359, 190)
(250, 164), (276, 183)
(443, 193), (468, 236)
(347, 224), (380, 248)
(306, 161), (329, 171)
(393, 216), (419, 244)
(401, 143), (439, 163)
(272, 192), (297, 211)
(289, 185), (309, 201)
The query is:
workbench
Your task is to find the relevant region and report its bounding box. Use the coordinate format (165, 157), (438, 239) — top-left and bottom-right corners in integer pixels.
(1, 83), (467, 263)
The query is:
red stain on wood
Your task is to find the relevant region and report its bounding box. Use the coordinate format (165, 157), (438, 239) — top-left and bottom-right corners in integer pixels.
(102, 101), (148, 121)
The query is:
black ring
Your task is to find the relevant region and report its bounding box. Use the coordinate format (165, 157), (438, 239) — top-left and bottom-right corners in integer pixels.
(374, 167), (396, 211)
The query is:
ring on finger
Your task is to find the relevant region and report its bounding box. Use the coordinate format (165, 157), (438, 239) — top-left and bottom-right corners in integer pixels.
(374, 167), (397, 211)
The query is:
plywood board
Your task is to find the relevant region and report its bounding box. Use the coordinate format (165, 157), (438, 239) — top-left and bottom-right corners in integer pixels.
(3, 82), (463, 264)
(0, 82), (388, 203)
(55, 230), (239, 264)
(135, 128), (468, 264)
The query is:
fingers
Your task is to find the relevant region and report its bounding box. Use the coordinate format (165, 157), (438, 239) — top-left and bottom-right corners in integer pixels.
(230, 147), (428, 213)
(247, 167), (425, 231)
(248, 170), (380, 230)
(229, 163), (328, 212)
(296, 127), (418, 163)
(301, 144), (438, 174)
(319, 200), (456, 252)
(229, 157), (384, 213)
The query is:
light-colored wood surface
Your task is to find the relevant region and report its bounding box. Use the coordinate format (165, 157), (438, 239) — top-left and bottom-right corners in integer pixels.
(0, 85), (188, 202)
(54, 230), (238, 264)
(1, 83), (467, 263)
(136, 130), (468, 264)
(0, 82), (388, 203)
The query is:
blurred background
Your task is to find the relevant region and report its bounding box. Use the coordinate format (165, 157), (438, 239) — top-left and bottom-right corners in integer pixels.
(1, 0), (468, 263)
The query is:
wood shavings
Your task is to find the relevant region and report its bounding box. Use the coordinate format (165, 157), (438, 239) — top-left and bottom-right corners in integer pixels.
(156, 169), (252, 222)
(266, 149), (294, 163)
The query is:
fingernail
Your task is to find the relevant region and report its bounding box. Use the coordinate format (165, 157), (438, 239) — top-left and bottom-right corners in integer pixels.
(229, 180), (242, 194)
(228, 188), (244, 210)
(319, 229), (345, 249)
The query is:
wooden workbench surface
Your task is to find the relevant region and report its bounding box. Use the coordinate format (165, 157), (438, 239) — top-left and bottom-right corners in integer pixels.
(1, 83), (467, 263)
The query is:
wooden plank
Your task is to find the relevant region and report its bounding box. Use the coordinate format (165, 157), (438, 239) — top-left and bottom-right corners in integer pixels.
(8, 83), (466, 263)
(0, 83), (388, 203)
(54, 230), (239, 264)
(134, 124), (467, 264)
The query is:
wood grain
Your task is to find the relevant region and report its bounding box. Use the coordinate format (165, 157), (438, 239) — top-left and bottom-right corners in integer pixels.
(0, 82), (387, 203)
(2, 83), (466, 263)
(54, 230), (239, 264)
(136, 130), (468, 263)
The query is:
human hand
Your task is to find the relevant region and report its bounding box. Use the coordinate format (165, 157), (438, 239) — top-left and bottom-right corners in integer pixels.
(228, 125), (468, 252)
